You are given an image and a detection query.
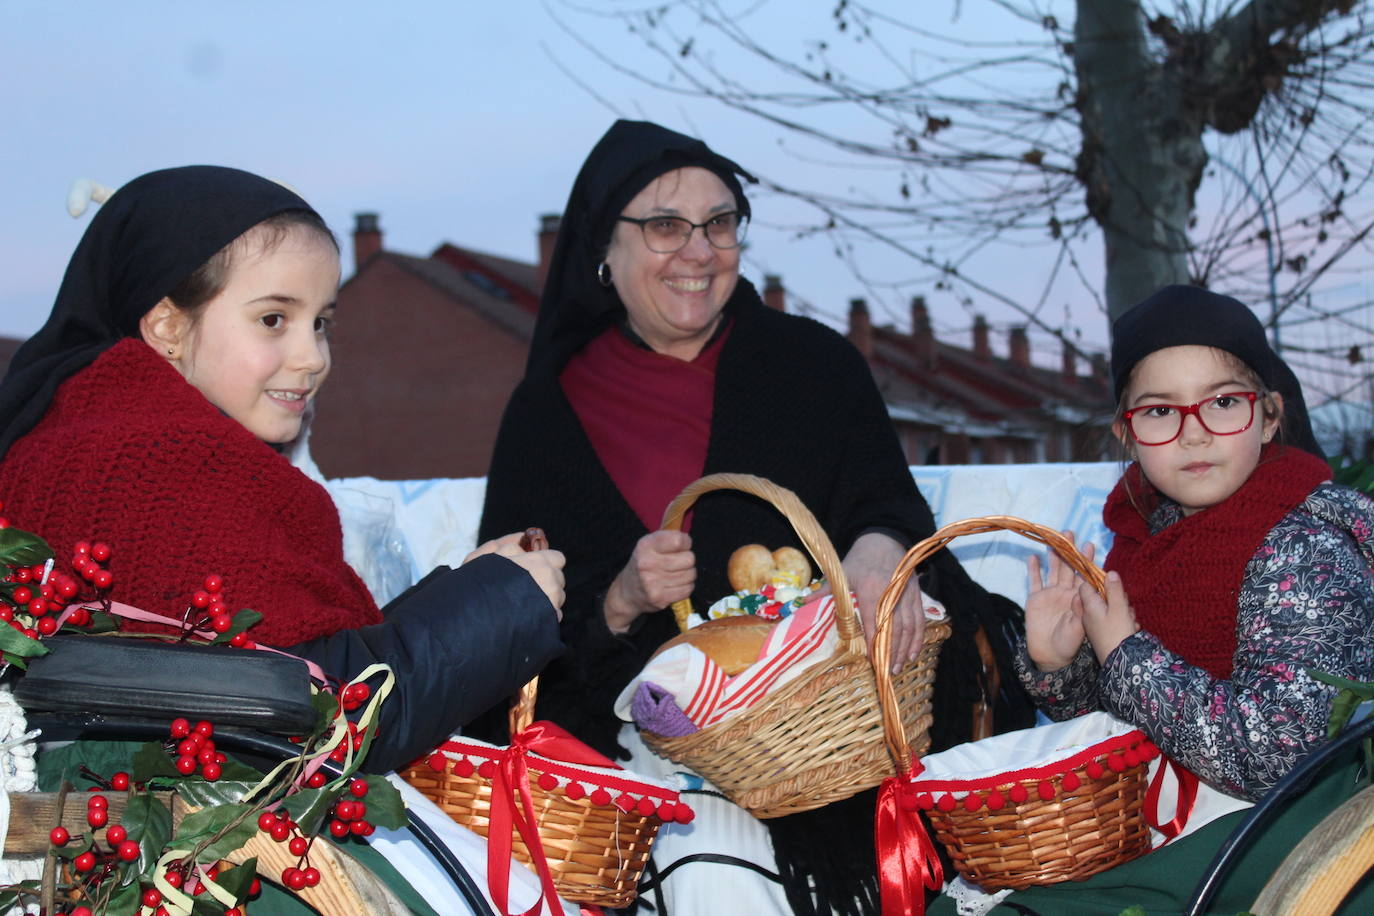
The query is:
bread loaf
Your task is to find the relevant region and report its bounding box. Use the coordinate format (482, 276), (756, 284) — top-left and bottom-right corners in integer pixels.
(653, 615), (777, 676)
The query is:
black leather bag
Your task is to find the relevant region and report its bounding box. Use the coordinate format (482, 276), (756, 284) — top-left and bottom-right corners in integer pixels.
(13, 635), (318, 735)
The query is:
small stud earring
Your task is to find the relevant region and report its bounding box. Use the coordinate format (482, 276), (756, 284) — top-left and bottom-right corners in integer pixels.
(596, 262), (612, 287)
(166, 348), (174, 356)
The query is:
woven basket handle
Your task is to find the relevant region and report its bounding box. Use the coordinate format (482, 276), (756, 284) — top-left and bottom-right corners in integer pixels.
(507, 527), (549, 736)
(872, 516), (1107, 772)
(659, 473), (863, 652)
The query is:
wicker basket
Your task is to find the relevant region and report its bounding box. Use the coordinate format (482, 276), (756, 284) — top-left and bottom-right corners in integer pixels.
(872, 517), (1154, 891)
(639, 472), (951, 819)
(401, 677), (683, 908)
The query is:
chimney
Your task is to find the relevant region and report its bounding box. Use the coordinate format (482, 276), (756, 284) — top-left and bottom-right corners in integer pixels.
(972, 314), (991, 361)
(1009, 325), (1030, 368)
(1062, 339), (1077, 382)
(763, 274), (786, 312)
(536, 213), (561, 294)
(910, 296), (936, 368)
(848, 298), (873, 358)
(352, 212), (382, 272)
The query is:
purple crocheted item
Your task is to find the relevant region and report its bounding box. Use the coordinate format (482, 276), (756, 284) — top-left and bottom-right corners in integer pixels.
(631, 681), (699, 737)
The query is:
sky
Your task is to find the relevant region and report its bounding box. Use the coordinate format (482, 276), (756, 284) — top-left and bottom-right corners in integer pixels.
(1, 1), (1120, 369)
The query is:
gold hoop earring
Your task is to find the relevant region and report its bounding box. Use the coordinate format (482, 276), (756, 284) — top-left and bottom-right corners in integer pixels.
(596, 262), (612, 287)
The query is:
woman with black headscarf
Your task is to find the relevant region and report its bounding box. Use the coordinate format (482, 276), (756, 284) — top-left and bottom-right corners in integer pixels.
(0, 165), (565, 777)
(476, 120), (1036, 915)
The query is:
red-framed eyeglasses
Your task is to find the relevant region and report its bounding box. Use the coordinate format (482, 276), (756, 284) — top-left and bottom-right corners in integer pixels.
(1122, 391), (1259, 446)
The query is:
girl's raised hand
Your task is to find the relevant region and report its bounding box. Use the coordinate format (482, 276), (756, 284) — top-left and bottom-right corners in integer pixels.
(1078, 570), (1139, 665)
(1025, 535), (1092, 672)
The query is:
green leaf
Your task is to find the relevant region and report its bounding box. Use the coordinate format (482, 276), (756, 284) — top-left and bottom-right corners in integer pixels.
(281, 786), (336, 836)
(1309, 669), (1374, 696)
(105, 880), (143, 916)
(176, 779), (259, 808)
(360, 775), (407, 830)
(48, 832), (94, 859)
(192, 897), (229, 916)
(0, 624), (49, 659)
(172, 804), (258, 861)
(79, 609), (121, 634)
(124, 792), (173, 876)
(1116, 908), (1146, 916)
(0, 884), (40, 913)
(0, 527), (53, 568)
(311, 690), (340, 734)
(213, 855), (258, 903)
(208, 608), (263, 645)
(131, 742), (180, 782)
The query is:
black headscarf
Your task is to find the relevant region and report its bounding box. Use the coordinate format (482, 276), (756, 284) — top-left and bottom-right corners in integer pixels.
(528, 119), (756, 376)
(1110, 284), (1325, 460)
(0, 165), (318, 459)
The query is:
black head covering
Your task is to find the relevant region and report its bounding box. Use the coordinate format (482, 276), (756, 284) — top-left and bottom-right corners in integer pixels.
(1111, 284), (1324, 459)
(528, 119), (757, 375)
(0, 165), (318, 458)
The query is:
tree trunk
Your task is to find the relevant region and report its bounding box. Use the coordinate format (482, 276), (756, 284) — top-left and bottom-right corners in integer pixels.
(1075, 0), (1206, 321)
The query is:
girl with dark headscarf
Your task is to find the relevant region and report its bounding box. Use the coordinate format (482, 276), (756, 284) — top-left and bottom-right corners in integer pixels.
(938, 286), (1374, 915)
(477, 120), (1036, 915)
(0, 165), (564, 775)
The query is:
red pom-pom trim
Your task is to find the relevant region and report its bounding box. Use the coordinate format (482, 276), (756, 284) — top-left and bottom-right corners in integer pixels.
(674, 804), (696, 824)
(963, 793), (983, 812)
(657, 801), (676, 820)
(1086, 761), (1105, 780)
(564, 782), (586, 801)
(1008, 784), (1029, 804)
(986, 791), (1005, 810)
(1061, 772), (1081, 792)
(426, 753), (446, 772)
(615, 793), (635, 813)
(637, 797), (657, 817)
(1139, 740), (1159, 759)
(1107, 753), (1127, 773)
(453, 758), (475, 778)
(477, 760), (497, 779)
(1123, 748), (1141, 767)
(1036, 780), (1055, 801)
(936, 794), (957, 812)
(898, 791), (919, 812)
(916, 793), (934, 810)
(590, 788), (612, 807)
(537, 773), (558, 791)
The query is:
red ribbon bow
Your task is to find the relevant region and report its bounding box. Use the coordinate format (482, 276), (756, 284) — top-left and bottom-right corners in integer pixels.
(486, 721), (620, 916)
(1144, 754), (1199, 840)
(875, 762), (944, 916)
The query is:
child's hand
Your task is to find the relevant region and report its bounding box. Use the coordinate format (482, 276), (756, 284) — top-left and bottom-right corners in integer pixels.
(464, 531), (527, 563)
(1078, 570), (1139, 665)
(1025, 535), (1091, 671)
(508, 548), (566, 619)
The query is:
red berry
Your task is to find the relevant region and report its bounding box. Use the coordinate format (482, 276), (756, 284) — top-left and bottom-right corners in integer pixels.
(169, 717), (191, 738)
(0, 607), (12, 623)
(86, 792), (108, 806)
(163, 870), (184, 888)
(111, 771), (130, 791)
(36, 616), (57, 636)
(269, 821), (291, 842)
(74, 541), (91, 556)
(175, 755), (197, 775)
(210, 613), (233, 633)
(177, 738), (199, 757)
(142, 888), (162, 907)
(92, 569), (113, 589)
(306, 771), (327, 788)
(249, 877), (262, 897)
(70, 907), (93, 916)
(87, 808), (107, 828)
(229, 632), (249, 648)
(20, 626), (36, 639)
(106, 824), (128, 844)
(258, 812), (277, 832)
(289, 836), (309, 856)
(349, 777), (369, 798)
(12, 568), (29, 583)
(350, 819), (369, 836)
(58, 579), (78, 599)
(302, 866), (321, 887)
(117, 840), (140, 861)
(73, 851), (96, 872)
(91, 542), (111, 562)
(27, 598), (47, 615)
(194, 720), (214, 738)
(201, 762), (221, 781)
(328, 819), (350, 838)
(49, 826), (70, 846)
(196, 746), (216, 765)
(11, 586), (31, 604)
(191, 590), (211, 609)
(39, 583), (54, 599)
(284, 867), (307, 890)
(204, 574), (223, 592)
(334, 800), (356, 821)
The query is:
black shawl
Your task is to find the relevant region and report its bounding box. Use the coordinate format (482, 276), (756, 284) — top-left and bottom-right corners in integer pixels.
(0, 166), (317, 459)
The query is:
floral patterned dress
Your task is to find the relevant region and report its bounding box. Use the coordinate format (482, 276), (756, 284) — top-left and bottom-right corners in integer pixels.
(1016, 482), (1374, 800)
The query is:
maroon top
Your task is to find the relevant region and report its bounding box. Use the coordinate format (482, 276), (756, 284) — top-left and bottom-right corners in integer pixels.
(560, 323), (731, 531)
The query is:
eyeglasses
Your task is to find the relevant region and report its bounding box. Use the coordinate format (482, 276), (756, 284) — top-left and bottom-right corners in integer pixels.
(1122, 391), (1259, 446)
(617, 211), (748, 253)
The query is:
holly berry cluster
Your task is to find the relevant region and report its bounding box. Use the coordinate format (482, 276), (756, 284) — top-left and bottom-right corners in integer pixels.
(255, 773), (374, 893)
(0, 535), (110, 649)
(168, 717), (226, 782)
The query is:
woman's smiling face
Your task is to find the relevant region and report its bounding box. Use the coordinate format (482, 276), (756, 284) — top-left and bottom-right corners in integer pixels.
(604, 167), (741, 361)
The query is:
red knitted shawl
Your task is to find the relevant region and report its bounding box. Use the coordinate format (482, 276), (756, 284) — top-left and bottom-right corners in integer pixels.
(1103, 445), (1332, 679)
(0, 338), (381, 646)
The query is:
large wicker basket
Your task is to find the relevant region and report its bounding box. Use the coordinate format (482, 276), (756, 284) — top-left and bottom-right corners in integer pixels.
(402, 677), (683, 908)
(639, 472), (951, 819)
(872, 517), (1155, 891)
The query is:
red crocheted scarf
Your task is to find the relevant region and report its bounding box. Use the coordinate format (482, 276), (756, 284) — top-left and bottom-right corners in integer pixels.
(1103, 445), (1332, 679)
